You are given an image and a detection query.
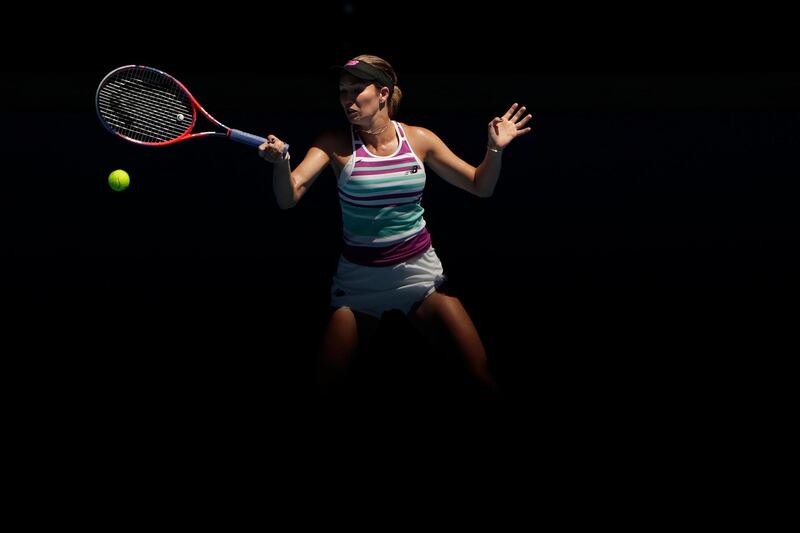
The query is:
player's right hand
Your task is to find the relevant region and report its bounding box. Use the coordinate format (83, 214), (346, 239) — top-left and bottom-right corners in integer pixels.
(258, 135), (288, 163)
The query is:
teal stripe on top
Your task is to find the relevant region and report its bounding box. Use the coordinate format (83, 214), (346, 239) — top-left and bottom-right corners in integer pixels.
(342, 204), (426, 238)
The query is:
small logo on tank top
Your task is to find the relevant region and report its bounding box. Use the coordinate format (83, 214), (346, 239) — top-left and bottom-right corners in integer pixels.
(408, 165), (419, 174)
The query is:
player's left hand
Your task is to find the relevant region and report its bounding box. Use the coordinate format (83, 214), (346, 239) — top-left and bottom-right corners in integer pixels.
(488, 103), (533, 151)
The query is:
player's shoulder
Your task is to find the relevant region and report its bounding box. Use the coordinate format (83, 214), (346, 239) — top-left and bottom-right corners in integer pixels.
(398, 122), (422, 135)
(399, 123), (439, 148)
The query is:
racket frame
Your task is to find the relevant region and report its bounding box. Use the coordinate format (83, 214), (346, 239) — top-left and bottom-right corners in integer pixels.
(96, 65), (287, 154)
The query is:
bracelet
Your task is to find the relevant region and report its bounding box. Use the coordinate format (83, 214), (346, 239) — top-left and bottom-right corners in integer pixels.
(487, 145), (503, 153)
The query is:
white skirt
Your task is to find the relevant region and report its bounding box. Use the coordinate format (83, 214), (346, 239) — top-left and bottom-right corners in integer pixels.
(330, 247), (446, 318)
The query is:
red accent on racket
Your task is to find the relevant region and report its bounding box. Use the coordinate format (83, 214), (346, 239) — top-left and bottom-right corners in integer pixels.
(95, 65), (287, 154)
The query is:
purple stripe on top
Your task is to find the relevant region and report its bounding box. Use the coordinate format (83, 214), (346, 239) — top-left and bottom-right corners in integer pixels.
(342, 227), (431, 266)
(356, 156), (417, 168)
(339, 197), (419, 208)
(351, 166), (419, 177)
(338, 188), (422, 202)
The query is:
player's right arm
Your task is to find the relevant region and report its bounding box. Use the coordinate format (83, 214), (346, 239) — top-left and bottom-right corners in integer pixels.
(260, 131), (341, 209)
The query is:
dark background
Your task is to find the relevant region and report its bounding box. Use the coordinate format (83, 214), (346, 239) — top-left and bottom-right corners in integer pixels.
(3, 3), (797, 447)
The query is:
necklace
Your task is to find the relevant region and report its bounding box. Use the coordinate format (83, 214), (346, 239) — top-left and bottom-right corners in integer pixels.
(359, 122), (391, 135)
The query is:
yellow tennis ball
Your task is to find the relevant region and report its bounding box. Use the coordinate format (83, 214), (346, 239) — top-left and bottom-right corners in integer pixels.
(108, 169), (130, 191)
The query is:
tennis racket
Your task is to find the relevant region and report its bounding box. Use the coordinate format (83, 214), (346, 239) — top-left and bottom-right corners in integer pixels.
(96, 65), (287, 154)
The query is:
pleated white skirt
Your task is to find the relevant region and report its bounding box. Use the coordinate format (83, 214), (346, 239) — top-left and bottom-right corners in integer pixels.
(330, 247), (446, 318)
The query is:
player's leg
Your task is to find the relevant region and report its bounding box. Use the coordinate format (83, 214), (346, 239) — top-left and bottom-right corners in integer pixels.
(410, 291), (496, 391)
(315, 306), (380, 395)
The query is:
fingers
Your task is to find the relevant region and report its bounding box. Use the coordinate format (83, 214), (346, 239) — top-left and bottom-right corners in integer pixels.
(488, 110), (533, 130)
(258, 135), (285, 163)
(499, 104), (533, 125)
(502, 103), (519, 120)
(516, 113), (533, 129)
(259, 134), (277, 150)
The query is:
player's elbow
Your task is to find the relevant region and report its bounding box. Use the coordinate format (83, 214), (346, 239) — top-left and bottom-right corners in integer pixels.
(275, 192), (299, 209)
(474, 186), (494, 198)
(275, 186), (300, 209)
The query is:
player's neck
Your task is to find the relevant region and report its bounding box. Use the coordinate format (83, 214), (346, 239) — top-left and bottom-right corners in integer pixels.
(359, 117), (392, 135)
(358, 119), (394, 145)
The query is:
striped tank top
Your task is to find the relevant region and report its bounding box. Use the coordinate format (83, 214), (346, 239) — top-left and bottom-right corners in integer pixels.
(337, 120), (431, 266)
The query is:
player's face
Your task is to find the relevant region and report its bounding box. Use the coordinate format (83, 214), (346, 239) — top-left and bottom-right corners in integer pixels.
(339, 75), (382, 124)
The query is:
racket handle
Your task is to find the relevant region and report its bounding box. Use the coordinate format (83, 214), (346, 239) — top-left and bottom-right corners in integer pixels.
(229, 129), (267, 147)
(229, 129), (290, 155)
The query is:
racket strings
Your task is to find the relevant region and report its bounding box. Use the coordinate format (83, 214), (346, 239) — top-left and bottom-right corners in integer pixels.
(101, 78), (184, 130)
(103, 68), (191, 139)
(99, 72), (190, 141)
(98, 68), (194, 143)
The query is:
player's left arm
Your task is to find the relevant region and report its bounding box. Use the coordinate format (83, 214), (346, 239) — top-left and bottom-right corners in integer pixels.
(406, 104), (532, 198)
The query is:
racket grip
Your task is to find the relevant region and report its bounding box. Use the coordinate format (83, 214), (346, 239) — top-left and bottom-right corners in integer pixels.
(229, 129), (267, 147)
(229, 129), (290, 155)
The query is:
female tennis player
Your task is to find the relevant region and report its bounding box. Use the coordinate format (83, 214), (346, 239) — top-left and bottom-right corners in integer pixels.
(258, 55), (532, 397)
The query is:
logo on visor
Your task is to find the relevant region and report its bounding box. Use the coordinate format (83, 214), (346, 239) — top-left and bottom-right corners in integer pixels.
(345, 60), (360, 66)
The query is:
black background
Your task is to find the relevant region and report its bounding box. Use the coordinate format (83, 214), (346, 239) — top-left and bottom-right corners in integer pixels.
(3, 2), (797, 467)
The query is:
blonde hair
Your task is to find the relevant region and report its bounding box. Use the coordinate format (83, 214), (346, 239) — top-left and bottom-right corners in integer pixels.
(353, 54), (403, 118)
